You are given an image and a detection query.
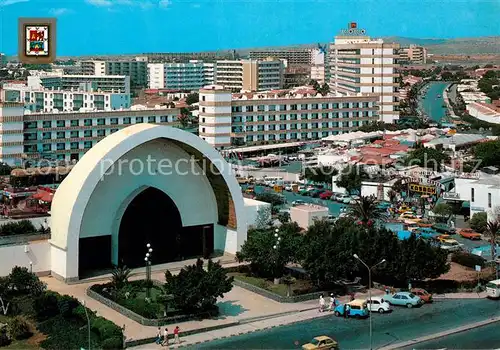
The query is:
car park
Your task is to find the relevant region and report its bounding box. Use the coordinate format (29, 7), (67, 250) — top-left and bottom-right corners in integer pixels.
(384, 292), (423, 308)
(366, 296), (391, 314)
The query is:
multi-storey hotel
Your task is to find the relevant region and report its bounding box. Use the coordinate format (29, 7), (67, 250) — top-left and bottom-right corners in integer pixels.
(249, 48), (314, 66)
(147, 61), (213, 90)
(214, 58), (285, 92)
(0, 102), (179, 165)
(1, 83), (131, 113)
(28, 71), (131, 94)
(106, 60), (148, 88)
(198, 85), (379, 148)
(328, 23), (400, 123)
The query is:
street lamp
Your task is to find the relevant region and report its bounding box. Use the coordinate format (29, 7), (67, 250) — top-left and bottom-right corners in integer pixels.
(273, 229), (281, 284)
(81, 299), (91, 350)
(353, 254), (386, 350)
(145, 244), (153, 298)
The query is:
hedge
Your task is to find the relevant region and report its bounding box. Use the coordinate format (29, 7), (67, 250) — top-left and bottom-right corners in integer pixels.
(451, 251), (486, 268)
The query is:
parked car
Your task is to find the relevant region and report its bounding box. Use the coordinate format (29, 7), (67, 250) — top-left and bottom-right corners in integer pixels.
(292, 200), (306, 206)
(310, 189), (323, 198)
(432, 223), (456, 234)
(331, 193), (344, 201)
(437, 234), (452, 242)
(334, 299), (369, 318)
(411, 288), (433, 303)
(399, 212), (422, 222)
(459, 228), (481, 240)
(384, 292), (423, 308)
(302, 336), (339, 350)
(440, 239), (464, 252)
(398, 205), (412, 213)
(366, 296), (391, 314)
(319, 190), (333, 200)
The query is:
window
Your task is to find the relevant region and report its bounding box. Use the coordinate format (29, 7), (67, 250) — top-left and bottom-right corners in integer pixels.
(84, 130), (92, 137)
(97, 130), (105, 137)
(70, 142), (79, 150)
(71, 120), (79, 127)
(471, 188), (475, 202)
(42, 121), (52, 128)
(160, 116), (168, 123)
(56, 120), (65, 127)
(279, 105), (286, 111)
(42, 132), (51, 140)
(97, 118), (105, 126)
(70, 131), (79, 138)
(245, 106), (253, 112)
(123, 117), (131, 124)
(148, 116), (156, 123)
(56, 131), (65, 139)
(202, 96), (206, 101)
(136, 117), (144, 123)
(84, 141), (92, 149)
(84, 119), (92, 126)
(488, 193), (492, 208)
(110, 128), (119, 133)
(110, 118), (118, 125)
(57, 143), (65, 150)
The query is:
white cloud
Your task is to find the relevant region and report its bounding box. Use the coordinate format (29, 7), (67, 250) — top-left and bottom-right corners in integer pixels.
(159, 0), (171, 8)
(49, 8), (71, 15)
(0, 0), (29, 7)
(85, 0), (112, 6)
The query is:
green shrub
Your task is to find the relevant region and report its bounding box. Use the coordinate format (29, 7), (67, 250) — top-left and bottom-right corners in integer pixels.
(451, 251), (486, 268)
(120, 298), (161, 319)
(91, 317), (122, 340)
(33, 291), (60, 320)
(101, 336), (123, 349)
(470, 212), (488, 233)
(8, 316), (32, 340)
(56, 294), (79, 318)
(0, 220), (37, 236)
(0, 325), (11, 347)
(38, 316), (100, 350)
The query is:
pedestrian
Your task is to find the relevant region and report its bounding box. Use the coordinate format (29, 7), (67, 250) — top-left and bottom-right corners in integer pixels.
(319, 294), (325, 312)
(328, 294), (336, 311)
(350, 293), (355, 301)
(155, 327), (162, 345)
(174, 326), (180, 344)
(162, 328), (169, 346)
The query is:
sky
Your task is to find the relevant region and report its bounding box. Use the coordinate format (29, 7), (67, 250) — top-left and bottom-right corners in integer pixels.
(0, 0), (499, 56)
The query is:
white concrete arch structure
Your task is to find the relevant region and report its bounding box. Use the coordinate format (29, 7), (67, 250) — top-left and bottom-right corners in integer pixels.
(50, 124), (246, 282)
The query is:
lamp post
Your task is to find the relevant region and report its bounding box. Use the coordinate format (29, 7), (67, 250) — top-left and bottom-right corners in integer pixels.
(29, 261), (32, 273)
(81, 299), (91, 350)
(144, 243), (153, 299)
(353, 254), (386, 350)
(273, 229), (281, 284)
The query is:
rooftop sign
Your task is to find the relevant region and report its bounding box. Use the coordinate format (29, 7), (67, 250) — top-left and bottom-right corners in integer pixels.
(339, 22), (367, 36)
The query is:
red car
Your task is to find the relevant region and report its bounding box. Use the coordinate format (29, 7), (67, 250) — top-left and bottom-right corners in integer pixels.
(319, 190), (333, 200)
(459, 228), (481, 240)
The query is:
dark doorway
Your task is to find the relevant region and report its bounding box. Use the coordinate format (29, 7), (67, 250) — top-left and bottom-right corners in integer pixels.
(118, 187), (182, 268)
(79, 235), (112, 277)
(179, 224), (214, 260)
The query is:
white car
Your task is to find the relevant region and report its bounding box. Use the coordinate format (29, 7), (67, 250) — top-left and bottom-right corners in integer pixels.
(292, 200), (306, 206)
(338, 194), (351, 203)
(284, 184), (293, 191)
(366, 296), (392, 314)
(440, 239), (464, 252)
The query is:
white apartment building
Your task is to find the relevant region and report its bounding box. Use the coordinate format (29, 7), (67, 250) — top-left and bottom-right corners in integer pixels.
(0, 102), (179, 165)
(28, 70), (130, 94)
(82, 59), (148, 87)
(1, 83), (130, 113)
(249, 49), (314, 66)
(198, 85), (379, 148)
(328, 23), (400, 123)
(310, 48), (326, 84)
(470, 177), (500, 221)
(81, 60), (106, 76)
(214, 58), (285, 92)
(147, 61), (212, 91)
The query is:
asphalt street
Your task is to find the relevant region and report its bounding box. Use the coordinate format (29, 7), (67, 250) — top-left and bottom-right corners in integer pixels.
(193, 299), (500, 349)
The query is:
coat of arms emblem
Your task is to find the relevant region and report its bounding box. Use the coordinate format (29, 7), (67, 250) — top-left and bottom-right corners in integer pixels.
(18, 18), (57, 64)
(26, 26), (49, 56)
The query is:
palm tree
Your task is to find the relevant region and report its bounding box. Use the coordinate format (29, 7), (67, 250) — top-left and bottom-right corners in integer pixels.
(111, 265), (132, 290)
(486, 220), (500, 277)
(348, 195), (387, 226)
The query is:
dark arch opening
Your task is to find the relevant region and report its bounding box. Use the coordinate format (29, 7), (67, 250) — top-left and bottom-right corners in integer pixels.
(118, 187), (182, 268)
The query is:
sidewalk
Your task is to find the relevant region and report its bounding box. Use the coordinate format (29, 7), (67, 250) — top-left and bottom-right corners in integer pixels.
(433, 291), (487, 299)
(130, 289), (385, 349)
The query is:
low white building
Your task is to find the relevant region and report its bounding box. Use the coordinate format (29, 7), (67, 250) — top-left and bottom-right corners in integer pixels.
(290, 204), (329, 229)
(470, 177), (500, 221)
(243, 197), (272, 228)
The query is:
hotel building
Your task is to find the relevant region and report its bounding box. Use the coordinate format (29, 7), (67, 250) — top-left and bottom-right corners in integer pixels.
(249, 49), (314, 66)
(0, 102), (179, 165)
(28, 71), (131, 94)
(328, 23), (400, 123)
(198, 85), (379, 148)
(147, 61), (213, 90)
(1, 83), (131, 113)
(82, 59), (148, 88)
(214, 58), (285, 92)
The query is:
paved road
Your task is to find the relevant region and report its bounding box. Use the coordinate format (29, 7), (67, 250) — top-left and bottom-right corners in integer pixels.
(403, 320), (500, 349)
(193, 299), (500, 349)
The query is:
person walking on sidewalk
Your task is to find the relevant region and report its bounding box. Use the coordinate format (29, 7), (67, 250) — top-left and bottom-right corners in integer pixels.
(319, 294), (325, 312)
(161, 328), (169, 346)
(174, 326), (180, 344)
(155, 327), (162, 345)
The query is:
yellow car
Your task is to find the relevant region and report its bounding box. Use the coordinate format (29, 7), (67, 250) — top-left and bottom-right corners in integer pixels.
(302, 336), (339, 350)
(399, 212), (422, 222)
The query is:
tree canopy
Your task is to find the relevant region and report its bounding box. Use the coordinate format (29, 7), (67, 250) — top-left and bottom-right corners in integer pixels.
(336, 165), (368, 194)
(405, 147), (450, 171)
(473, 140), (500, 168)
(348, 195), (387, 225)
(303, 166), (338, 184)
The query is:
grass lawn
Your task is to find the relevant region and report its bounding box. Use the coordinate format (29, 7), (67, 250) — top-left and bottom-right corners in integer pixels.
(229, 272), (317, 297)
